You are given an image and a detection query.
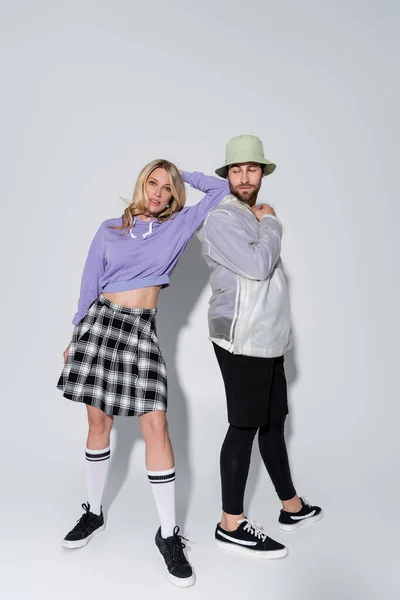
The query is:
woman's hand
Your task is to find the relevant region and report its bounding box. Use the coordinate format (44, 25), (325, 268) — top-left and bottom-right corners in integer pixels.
(63, 343), (71, 364)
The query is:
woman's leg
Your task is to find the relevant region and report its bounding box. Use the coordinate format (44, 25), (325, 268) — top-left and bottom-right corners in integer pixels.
(86, 405), (113, 515)
(62, 405), (112, 549)
(140, 410), (194, 585)
(139, 410), (175, 538)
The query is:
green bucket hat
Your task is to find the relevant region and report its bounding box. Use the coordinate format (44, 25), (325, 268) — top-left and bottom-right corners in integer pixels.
(215, 134), (276, 179)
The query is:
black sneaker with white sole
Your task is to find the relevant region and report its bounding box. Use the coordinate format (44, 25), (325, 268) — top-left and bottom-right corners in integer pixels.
(62, 503), (105, 549)
(279, 498), (323, 531)
(215, 518), (288, 559)
(155, 526), (195, 587)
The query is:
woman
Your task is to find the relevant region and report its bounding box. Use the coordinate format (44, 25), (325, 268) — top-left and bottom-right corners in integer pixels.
(57, 159), (229, 587)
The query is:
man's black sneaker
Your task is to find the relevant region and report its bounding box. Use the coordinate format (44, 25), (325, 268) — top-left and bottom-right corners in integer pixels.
(215, 518), (288, 559)
(279, 498), (323, 531)
(62, 503), (105, 549)
(155, 526), (195, 587)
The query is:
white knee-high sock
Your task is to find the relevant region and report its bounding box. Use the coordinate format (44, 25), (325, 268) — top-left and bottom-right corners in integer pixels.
(147, 467), (176, 538)
(85, 446), (111, 516)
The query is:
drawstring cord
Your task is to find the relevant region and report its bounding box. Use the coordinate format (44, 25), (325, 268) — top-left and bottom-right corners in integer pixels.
(129, 218), (154, 239)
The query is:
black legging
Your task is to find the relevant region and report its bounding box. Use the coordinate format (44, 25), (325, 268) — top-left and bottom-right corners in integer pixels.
(220, 416), (296, 515)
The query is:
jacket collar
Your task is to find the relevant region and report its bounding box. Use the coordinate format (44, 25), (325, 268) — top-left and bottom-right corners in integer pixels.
(221, 194), (257, 216)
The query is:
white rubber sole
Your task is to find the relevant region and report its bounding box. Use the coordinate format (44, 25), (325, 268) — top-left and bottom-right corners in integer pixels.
(167, 571), (196, 588)
(156, 545), (196, 588)
(278, 511), (323, 532)
(61, 523), (105, 549)
(215, 539), (288, 559)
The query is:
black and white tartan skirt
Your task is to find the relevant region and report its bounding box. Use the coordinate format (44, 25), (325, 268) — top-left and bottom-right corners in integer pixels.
(57, 295), (168, 417)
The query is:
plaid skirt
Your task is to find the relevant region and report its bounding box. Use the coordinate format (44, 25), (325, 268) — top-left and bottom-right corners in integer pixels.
(57, 295), (168, 417)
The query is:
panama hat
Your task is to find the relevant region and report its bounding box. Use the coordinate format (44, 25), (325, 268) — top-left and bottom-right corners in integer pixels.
(215, 135), (276, 178)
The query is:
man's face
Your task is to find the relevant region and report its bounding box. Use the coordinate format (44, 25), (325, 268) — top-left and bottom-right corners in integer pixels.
(227, 162), (263, 206)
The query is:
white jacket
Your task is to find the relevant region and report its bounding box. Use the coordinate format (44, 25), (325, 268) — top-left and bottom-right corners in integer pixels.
(201, 194), (293, 358)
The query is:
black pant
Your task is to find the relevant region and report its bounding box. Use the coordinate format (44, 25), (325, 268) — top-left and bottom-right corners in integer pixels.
(213, 344), (288, 427)
(220, 416), (296, 515)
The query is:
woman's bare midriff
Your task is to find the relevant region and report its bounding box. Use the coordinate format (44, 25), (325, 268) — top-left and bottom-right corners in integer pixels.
(102, 286), (162, 309)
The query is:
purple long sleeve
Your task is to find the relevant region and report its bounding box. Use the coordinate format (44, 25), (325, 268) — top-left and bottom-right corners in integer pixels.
(71, 172), (229, 325)
(72, 224), (106, 325)
(179, 171), (229, 233)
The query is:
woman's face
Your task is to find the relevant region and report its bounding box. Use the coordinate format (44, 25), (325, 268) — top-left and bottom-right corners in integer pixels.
(145, 168), (173, 216)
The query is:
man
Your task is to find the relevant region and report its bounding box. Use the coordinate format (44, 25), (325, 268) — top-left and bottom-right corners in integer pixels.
(201, 135), (322, 558)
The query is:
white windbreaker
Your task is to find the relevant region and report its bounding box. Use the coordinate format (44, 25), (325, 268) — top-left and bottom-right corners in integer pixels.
(201, 194), (293, 358)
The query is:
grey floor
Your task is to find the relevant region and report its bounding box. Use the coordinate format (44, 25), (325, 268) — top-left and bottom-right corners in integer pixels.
(3, 467), (397, 600)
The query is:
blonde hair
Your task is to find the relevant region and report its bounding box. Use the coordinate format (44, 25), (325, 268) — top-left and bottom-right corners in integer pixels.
(113, 159), (186, 233)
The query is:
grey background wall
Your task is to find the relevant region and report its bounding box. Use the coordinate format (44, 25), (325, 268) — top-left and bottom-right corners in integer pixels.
(1, 2), (398, 598)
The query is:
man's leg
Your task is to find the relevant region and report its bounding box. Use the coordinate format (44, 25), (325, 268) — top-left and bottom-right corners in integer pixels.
(212, 344), (287, 556)
(259, 356), (301, 511)
(259, 357), (323, 529)
(220, 424), (258, 530)
(258, 416), (300, 510)
(216, 422), (288, 558)
(259, 418), (323, 529)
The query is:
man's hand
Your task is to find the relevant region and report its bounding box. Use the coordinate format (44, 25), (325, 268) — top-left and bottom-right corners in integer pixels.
(251, 203), (276, 221)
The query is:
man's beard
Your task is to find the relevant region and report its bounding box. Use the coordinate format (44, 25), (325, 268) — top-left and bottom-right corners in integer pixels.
(229, 182), (261, 205)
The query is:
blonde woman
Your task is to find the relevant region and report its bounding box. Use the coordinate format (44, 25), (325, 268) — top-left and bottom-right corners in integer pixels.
(57, 160), (229, 587)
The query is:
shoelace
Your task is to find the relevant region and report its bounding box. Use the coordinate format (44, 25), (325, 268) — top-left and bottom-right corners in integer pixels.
(70, 503), (93, 531)
(302, 497), (313, 509)
(165, 526), (189, 565)
(243, 519), (267, 541)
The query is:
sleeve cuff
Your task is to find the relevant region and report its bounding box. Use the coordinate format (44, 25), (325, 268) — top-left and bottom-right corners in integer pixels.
(260, 214), (282, 225)
(260, 214), (283, 234)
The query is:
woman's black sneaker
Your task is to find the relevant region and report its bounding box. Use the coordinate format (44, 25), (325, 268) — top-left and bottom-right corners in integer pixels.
(215, 518), (288, 559)
(279, 498), (323, 531)
(62, 503), (105, 549)
(155, 526), (195, 587)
